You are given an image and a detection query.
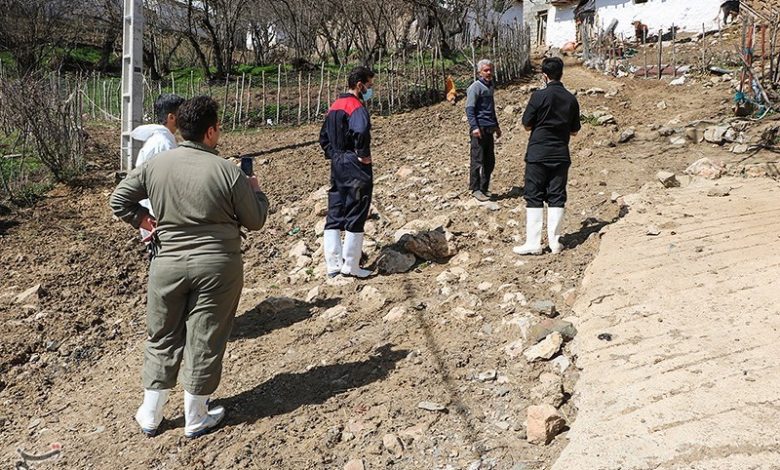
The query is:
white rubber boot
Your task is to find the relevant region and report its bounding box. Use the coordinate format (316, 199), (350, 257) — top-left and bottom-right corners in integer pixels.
(548, 207), (565, 254)
(135, 389), (170, 436)
(184, 391), (225, 438)
(512, 208), (544, 255)
(323, 229), (343, 277)
(340, 231), (372, 278)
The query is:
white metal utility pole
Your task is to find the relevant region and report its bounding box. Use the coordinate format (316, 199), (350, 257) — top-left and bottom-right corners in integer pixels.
(120, 0), (144, 171)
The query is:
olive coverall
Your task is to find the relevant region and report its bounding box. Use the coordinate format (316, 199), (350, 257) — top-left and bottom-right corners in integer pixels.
(110, 141), (269, 395)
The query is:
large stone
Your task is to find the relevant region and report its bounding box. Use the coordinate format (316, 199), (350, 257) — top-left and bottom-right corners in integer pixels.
(524, 332), (564, 362)
(401, 228), (457, 261)
(376, 247), (416, 274)
(685, 157), (726, 179)
(526, 404), (566, 445)
(393, 216), (452, 242)
(359, 286), (387, 312)
(656, 171), (680, 188)
(527, 319), (577, 344)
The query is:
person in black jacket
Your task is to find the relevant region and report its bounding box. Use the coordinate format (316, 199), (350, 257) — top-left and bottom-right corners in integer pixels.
(465, 59), (502, 202)
(319, 66), (375, 278)
(514, 57), (580, 256)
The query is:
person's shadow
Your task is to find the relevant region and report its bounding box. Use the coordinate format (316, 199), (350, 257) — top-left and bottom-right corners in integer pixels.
(231, 296), (341, 341)
(218, 344), (408, 425)
(493, 185), (523, 201)
(561, 216), (613, 250)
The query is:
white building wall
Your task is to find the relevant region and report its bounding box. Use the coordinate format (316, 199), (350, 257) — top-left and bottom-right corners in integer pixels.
(545, 0), (723, 47)
(547, 5), (578, 47)
(501, 4), (525, 25)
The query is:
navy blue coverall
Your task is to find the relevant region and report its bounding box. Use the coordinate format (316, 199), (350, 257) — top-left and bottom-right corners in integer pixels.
(319, 93), (373, 233)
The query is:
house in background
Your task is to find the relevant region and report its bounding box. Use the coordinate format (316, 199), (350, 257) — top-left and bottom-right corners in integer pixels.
(466, 0), (525, 39)
(525, 0), (724, 48)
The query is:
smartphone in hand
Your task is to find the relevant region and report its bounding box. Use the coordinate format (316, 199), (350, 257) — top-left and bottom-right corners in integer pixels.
(240, 157), (254, 176)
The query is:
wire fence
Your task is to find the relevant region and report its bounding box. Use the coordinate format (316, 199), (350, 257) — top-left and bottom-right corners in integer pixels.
(0, 24), (531, 132)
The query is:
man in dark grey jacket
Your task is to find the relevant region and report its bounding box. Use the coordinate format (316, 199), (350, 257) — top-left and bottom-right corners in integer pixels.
(110, 96), (269, 438)
(465, 59), (502, 202)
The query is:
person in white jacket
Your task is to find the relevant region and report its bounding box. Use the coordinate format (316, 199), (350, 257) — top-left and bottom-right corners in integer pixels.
(130, 94), (185, 249)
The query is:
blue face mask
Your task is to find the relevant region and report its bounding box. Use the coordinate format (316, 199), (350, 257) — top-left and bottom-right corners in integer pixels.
(362, 86), (374, 101)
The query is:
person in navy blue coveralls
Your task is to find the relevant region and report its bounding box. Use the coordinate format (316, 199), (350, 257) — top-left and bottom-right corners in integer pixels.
(319, 66), (375, 278)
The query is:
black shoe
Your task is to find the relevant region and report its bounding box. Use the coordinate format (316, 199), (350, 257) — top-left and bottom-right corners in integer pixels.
(472, 190), (490, 202)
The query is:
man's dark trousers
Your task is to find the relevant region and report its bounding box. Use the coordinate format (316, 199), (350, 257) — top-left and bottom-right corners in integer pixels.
(469, 131), (495, 193)
(325, 152), (373, 233)
(524, 161), (570, 208)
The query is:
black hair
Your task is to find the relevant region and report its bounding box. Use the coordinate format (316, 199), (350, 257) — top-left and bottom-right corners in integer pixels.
(154, 93), (185, 125)
(542, 57), (564, 81)
(176, 96), (219, 142)
(347, 66), (375, 89)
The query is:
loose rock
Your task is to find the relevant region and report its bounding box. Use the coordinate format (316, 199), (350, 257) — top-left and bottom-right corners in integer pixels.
(527, 319), (577, 344)
(418, 401), (447, 412)
(401, 228), (457, 261)
(685, 157), (726, 179)
(618, 127), (635, 143)
(707, 186), (731, 197)
(524, 332), (563, 362)
(530, 300), (558, 318)
(657, 171), (680, 188)
(526, 404), (566, 445)
(376, 248), (417, 274)
(344, 459), (365, 470)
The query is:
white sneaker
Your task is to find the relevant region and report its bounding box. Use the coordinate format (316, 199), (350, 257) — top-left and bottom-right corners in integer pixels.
(323, 229), (343, 277)
(512, 208), (544, 255)
(548, 207), (565, 254)
(340, 231), (372, 278)
(135, 389), (170, 436)
(184, 391), (225, 438)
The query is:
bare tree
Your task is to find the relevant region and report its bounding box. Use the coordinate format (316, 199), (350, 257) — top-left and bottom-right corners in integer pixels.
(0, 0), (81, 74)
(246, 0), (279, 65)
(405, 0), (476, 57)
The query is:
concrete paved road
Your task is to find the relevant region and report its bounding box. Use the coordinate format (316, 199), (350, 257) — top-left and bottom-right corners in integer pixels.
(553, 177), (780, 470)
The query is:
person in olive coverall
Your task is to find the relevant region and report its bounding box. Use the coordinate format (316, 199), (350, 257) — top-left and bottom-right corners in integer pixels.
(110, 96), (269, 438)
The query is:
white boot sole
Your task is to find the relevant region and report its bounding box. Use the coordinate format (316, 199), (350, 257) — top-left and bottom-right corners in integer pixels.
(185, 407), (226, 438)
(513, 246), (543, 255)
